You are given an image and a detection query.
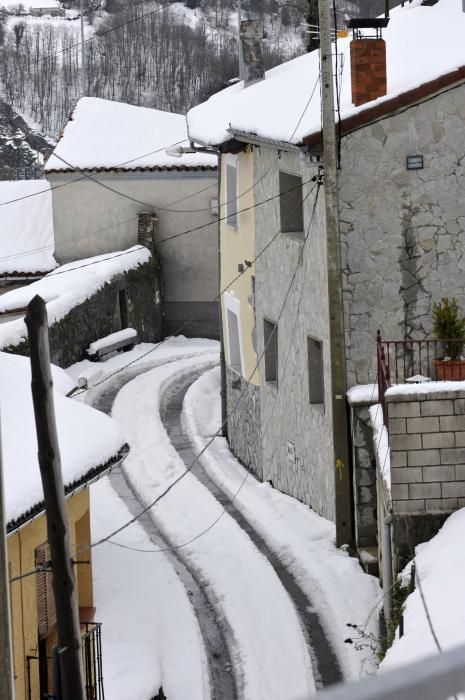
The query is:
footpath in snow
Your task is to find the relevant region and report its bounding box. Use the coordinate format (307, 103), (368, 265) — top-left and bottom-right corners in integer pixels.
(183, 366), (382, 680)
(109, 354), (315, 700)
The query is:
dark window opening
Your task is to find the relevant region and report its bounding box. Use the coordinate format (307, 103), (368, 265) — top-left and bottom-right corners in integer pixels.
(279, 171), (304, 238)
(308, 336), (324, 404)
(119, 289), (128, 330)
(264, 319), (278, 385)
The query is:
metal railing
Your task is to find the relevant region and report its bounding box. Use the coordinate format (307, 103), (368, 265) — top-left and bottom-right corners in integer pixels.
(376, 331), (465, 428)
(82, 622), (105, 700)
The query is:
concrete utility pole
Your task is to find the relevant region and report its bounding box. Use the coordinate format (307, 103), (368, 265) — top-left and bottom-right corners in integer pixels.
(0, 419), (15, 700)
(25, 296), (86, 700)
(80, 0), (87, 96)
(318, 0), (353, 547)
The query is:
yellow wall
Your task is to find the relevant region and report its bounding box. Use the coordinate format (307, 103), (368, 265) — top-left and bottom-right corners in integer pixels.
(221, 148), (259, 385)
(7, 488), (93, 700)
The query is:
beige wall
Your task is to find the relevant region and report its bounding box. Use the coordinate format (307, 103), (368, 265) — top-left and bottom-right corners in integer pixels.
(7, 489), (92, 700)
(220, 149), (259, 385)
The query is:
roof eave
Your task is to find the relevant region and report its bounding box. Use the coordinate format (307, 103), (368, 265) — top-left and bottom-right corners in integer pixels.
(6, 444), (129, 535)
(303, 64), (465, 148)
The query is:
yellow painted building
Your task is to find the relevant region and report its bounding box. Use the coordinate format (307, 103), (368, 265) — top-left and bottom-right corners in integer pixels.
(220, 148), (259, 385)
(7, 488), (96, 700)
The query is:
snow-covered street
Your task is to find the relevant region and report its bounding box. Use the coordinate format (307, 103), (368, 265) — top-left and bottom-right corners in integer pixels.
(80, 340), (381, 700)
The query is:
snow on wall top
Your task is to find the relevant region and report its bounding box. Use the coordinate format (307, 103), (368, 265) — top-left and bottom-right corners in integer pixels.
(0, 245), (151, 349)
(187, 0), (465, 146)
(1, 350), (123, 527)
(45, 97), (218, 172)
(0, 180), (57, 274)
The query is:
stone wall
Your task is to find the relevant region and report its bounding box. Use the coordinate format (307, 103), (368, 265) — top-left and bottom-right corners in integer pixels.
(339, 81), (465, 387)
(349, 402), (378, 548)
(226, 367), (262, 480)
(253, 147), (336, 521)
(4, 258), (162, 368)
(387, 385), (465, 569)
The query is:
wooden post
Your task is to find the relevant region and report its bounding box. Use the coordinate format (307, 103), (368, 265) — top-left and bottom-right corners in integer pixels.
(0, 414), (15, 700)
(25, 295), (85, 700)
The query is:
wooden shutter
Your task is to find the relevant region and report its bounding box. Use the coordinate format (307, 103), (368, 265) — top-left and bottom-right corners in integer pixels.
(35, 543), (56, 639)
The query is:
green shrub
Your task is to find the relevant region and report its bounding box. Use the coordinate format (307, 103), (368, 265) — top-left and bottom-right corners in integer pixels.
(433, 297), (465, 360)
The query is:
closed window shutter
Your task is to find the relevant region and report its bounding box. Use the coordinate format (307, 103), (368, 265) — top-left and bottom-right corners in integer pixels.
(35, 543), (56, 638)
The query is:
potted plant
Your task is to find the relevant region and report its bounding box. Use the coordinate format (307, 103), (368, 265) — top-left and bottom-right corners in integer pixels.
(432, 297), (465, 380)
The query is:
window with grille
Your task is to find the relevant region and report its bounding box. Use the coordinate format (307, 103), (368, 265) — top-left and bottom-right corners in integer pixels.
(226, 157), (238, 228)
(308, 336), (324, 404)
(279, 171), (304, 239)
(264, 319), (278, 385)
(35, 543), (56, 639)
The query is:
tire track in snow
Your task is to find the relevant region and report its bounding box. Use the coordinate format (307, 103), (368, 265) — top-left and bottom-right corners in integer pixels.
(90, 371), (237, 700)
(160, 369), (343, 690)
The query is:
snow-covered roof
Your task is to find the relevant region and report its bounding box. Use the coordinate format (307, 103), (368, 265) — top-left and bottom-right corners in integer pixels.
(187, 0), (465, 147)
(45, 97), (218, 173)
(0, 180), (56, 274)
(1, 351), (123, 529)
(0, 246), (151, 349)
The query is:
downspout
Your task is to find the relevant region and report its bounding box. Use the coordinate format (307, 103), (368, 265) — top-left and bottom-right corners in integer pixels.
(383, 511), (393, 637)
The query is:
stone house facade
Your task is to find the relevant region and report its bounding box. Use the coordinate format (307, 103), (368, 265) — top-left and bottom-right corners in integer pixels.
(187, 5), (465, 552)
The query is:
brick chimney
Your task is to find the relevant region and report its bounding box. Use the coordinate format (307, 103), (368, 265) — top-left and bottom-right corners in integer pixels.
(350, 38), (387, 107)
(240, 20), (265, 87)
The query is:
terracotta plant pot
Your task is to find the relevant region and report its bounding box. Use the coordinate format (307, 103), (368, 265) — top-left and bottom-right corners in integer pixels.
(433, 358), (465, 381)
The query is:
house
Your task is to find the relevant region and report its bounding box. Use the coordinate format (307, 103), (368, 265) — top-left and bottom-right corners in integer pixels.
(0, 0), (64, 16)
(187, 0), (465, 566)
(45, 97), (219, 339)
(0, 180), (57, 287)
(2, 350), (124, 699)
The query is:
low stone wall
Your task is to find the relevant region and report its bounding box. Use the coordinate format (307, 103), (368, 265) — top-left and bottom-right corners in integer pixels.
(349, 403), (378, 549)
(226, 367), (263, 480)
(4, 258), (163, 368)
(387, 385), (465, 569)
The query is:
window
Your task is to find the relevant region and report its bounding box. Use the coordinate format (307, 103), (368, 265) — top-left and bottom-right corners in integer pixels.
(308, 336), (324, 404)
(227, 309), (242, 374)
(264, 319), (278, 385)
(226, 156), (238, 228)
(35, 543), (56, 639)
(279, 171), (304, 238)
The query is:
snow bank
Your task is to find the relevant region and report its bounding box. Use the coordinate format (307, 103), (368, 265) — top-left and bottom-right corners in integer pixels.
(0, 246), (150, 349)
(386, 380), (465, 399)
(0, 180), (56, 274)
(91, 477), (208, 700)
(45, 97), (217, 172)
(347, 384), (378, 405)
(183, 366), (381, 680)
(381, 507), (465, 672)
(369, 404), (391, 491)
(188, 0), (465, 146)
(1, 351), (123, 526)
(111, 355), (314, 699)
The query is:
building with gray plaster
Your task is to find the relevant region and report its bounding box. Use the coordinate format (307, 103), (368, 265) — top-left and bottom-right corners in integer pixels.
(45, 97), (219, 338)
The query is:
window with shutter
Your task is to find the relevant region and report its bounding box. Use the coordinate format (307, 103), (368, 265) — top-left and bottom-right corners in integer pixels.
(35, 543), (56, 639)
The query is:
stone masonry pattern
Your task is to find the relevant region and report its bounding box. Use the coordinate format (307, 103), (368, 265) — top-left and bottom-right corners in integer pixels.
(388, 389), (465, 515)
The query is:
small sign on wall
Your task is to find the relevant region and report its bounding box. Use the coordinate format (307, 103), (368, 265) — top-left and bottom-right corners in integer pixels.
(287, 441), (296, 464)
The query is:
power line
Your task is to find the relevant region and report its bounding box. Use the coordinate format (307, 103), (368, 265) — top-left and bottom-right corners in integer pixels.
(106, 185), (322, 555)
(0, 176), (315, 271)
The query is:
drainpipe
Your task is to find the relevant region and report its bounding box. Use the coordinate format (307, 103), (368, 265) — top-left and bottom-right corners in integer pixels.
(383, 512), (393, 636)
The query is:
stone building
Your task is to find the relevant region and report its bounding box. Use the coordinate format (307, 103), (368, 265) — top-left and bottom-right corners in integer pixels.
(45, 97), (219, 338)
(187, 0), (465, 558)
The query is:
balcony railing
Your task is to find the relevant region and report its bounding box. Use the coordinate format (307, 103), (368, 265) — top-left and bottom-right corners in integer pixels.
(376, 332), (464, 428)
(82, 622), (105, 700)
